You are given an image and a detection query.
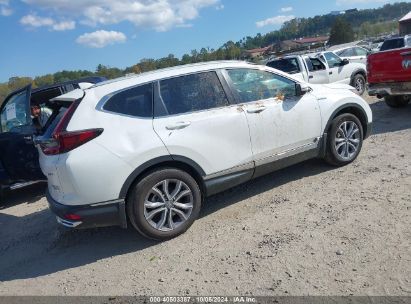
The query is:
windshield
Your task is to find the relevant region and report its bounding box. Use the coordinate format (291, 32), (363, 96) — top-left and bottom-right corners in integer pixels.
(267, 58), (301, 74)
(0, 89), (30, 133)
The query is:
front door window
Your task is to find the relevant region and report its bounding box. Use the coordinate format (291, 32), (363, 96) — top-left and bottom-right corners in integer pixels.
(226, 69), (296, 102)
(0, 89), (31, 133)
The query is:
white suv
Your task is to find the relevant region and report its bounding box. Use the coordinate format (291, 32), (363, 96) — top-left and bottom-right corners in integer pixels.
(36, 61), (372, 240)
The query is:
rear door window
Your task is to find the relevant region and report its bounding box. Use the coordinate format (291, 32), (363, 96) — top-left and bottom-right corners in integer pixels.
(158, 71), (229, 116)
(354, 47), (368, 56)
(103, 83), (153, 117)
(338, 48), (355, 57)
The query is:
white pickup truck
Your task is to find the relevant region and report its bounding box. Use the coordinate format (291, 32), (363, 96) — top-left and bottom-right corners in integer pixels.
(267, 51), (367, 95)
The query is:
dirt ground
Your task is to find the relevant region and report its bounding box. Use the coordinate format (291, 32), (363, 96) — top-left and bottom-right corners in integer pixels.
(0, 95), (410, 296)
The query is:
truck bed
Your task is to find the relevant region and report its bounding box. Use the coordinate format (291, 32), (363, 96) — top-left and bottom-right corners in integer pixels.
(367, 47), (411, 84)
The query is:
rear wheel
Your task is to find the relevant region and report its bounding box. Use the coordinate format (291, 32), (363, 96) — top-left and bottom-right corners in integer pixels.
(384, 95), (410, 108)
(127, 168), (202, 241)
(325, 113), (363, 166)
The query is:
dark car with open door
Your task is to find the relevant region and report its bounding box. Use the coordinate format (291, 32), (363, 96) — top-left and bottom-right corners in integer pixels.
(0, 77), (106, 203)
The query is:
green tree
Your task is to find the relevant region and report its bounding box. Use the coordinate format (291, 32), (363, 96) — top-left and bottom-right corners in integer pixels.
(181, 54), (192, 65)
(8, 77), (33, 91)
(0, 83), (11, 106)
(328, 17), (355, 46)
(34, 74), (54, 87)
(95, 64), (123, 79)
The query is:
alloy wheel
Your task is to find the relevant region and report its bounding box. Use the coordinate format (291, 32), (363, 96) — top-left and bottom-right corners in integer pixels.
(355, 78), (364, 93)
(335, 121), (361, 160)
(143, 179), (193, 232)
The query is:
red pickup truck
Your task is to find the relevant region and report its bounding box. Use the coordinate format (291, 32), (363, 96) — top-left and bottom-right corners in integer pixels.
(367, 43), (411, 108)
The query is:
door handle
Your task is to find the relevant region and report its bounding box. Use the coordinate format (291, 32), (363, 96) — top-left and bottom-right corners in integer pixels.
(247, 106), (266, 114)
(329, 71), (333, 75)
(166, 121), (191, 130)
(309, 75), (314, 79)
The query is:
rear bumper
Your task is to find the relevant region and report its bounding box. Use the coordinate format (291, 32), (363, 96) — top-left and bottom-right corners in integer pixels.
(368, 82), (411, 96)
(46, 189), (127, 229)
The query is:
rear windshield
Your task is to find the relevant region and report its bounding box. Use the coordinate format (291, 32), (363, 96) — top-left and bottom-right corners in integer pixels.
(40, 107), (67, 139)
(380, 38), (404, 51)
(267, 58), (301, 74)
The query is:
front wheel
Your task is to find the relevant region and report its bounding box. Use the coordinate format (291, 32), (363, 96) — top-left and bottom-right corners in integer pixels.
(324, 113), (364, 166)
(127, 168), (202, 241)
(384, 95), (410, 108)
(352, 74), (366, 95)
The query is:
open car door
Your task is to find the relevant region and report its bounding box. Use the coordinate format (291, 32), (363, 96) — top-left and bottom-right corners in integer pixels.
(0, 85), (45, 183)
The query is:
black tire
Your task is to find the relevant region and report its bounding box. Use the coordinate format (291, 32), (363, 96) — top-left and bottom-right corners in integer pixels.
(0, 185), (8, 205)
(0, 186), (3, 205)
(324, 113), (364, 166)
(384, 95), (410, 108)
(352, 74), (366, 96)
(127, 168), (202, 241)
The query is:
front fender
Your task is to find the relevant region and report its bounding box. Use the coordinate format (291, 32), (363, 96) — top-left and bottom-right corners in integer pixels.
(318, 97), (372, 136)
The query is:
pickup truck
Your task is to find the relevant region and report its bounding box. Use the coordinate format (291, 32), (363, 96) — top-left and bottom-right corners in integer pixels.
(367, 41), (411, 108)
(267, 51), (367, 95)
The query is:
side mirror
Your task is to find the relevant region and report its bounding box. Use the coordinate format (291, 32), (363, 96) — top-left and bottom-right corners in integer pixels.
(342, 58), (350, 65)
(296, 83), (311, 96)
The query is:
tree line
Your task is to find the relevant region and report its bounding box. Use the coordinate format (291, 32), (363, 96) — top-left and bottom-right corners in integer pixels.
(1, 2), (410, 105)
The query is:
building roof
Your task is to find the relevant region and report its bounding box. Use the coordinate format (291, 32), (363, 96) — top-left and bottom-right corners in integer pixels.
(294, 36), (329, 44)
(400, 11), (411, 22)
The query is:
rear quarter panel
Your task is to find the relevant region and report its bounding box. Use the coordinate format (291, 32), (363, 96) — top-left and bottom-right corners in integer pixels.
(49, 90), (170, 205)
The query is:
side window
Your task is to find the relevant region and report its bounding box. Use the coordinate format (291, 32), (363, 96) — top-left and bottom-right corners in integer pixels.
(103, 83), (153, 117)
(381, 39), (405, 51)
(324, 52), (342, 68)
(267, 58), (301, 74)
(355, 47), (368, 56)
(310, 58), (326, 71)
(226, 69), (296, 103)
(304, 58), (314, 72)
(339, 48), (355, 57)
(0, 90), (31, 133)
(159, 72), (229, 116)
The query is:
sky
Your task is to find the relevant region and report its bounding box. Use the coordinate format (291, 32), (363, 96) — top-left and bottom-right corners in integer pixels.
(0, 0), (406, 82)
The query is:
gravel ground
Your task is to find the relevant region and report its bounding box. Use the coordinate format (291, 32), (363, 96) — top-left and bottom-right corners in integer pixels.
(0, 95), (410, 296)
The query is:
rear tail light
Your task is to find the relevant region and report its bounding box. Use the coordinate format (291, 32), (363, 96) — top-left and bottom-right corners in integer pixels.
(64, 213), (82, 221)
(41, 129), (103, 155)
(40, 99), (103, 155)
